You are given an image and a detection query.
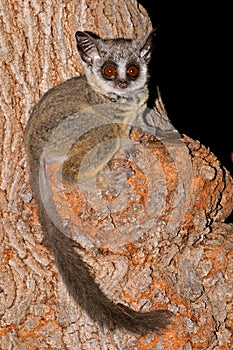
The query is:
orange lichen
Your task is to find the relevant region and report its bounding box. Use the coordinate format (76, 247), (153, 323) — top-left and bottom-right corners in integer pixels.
(204, 247), (226, 276)
(3, 248), (14, 262)
(17, 308), (61, 341)
(0, 324), (16, 336)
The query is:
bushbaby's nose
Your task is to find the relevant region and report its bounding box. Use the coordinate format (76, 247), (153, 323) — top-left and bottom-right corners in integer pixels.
(116, 79), (128, 89)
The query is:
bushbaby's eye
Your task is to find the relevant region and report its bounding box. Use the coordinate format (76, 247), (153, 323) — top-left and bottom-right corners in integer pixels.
(127, 65), (139, 78)
(103, 65), (117, 79)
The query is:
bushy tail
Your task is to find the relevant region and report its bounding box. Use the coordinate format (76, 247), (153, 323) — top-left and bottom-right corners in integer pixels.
(42, 209), (172, 334)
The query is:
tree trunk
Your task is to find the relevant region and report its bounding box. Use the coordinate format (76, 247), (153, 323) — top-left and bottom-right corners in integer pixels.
(0, 1), (232, 349)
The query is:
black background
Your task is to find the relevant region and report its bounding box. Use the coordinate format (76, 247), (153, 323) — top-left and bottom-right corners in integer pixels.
(138, 1), (232, 221)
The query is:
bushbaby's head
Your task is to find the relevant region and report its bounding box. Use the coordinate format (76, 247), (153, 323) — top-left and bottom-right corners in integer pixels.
(75, 30), (154, 102)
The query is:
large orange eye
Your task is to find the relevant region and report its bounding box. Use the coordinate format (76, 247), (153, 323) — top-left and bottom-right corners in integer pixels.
(127, 65), (139, 78)
(103, 65), (117, 78)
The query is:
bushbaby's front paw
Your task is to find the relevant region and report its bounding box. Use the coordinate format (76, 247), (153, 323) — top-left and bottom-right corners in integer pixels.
(97, 162), (133, 194)
(119, 139), (141, 160)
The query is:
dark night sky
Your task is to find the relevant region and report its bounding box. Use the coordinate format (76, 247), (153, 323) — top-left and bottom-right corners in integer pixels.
(138, 1), (232, 177)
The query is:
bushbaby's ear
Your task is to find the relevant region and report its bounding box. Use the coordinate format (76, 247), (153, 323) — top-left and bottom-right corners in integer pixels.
(75, 31), (101, 64)
(139, 29), (156, 62)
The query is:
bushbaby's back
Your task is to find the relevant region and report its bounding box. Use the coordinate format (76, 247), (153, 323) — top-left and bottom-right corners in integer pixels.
(25, 76), (109, 169)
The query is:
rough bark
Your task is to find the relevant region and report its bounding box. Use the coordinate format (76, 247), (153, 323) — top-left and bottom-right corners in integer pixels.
(0, 1), (232, 349)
